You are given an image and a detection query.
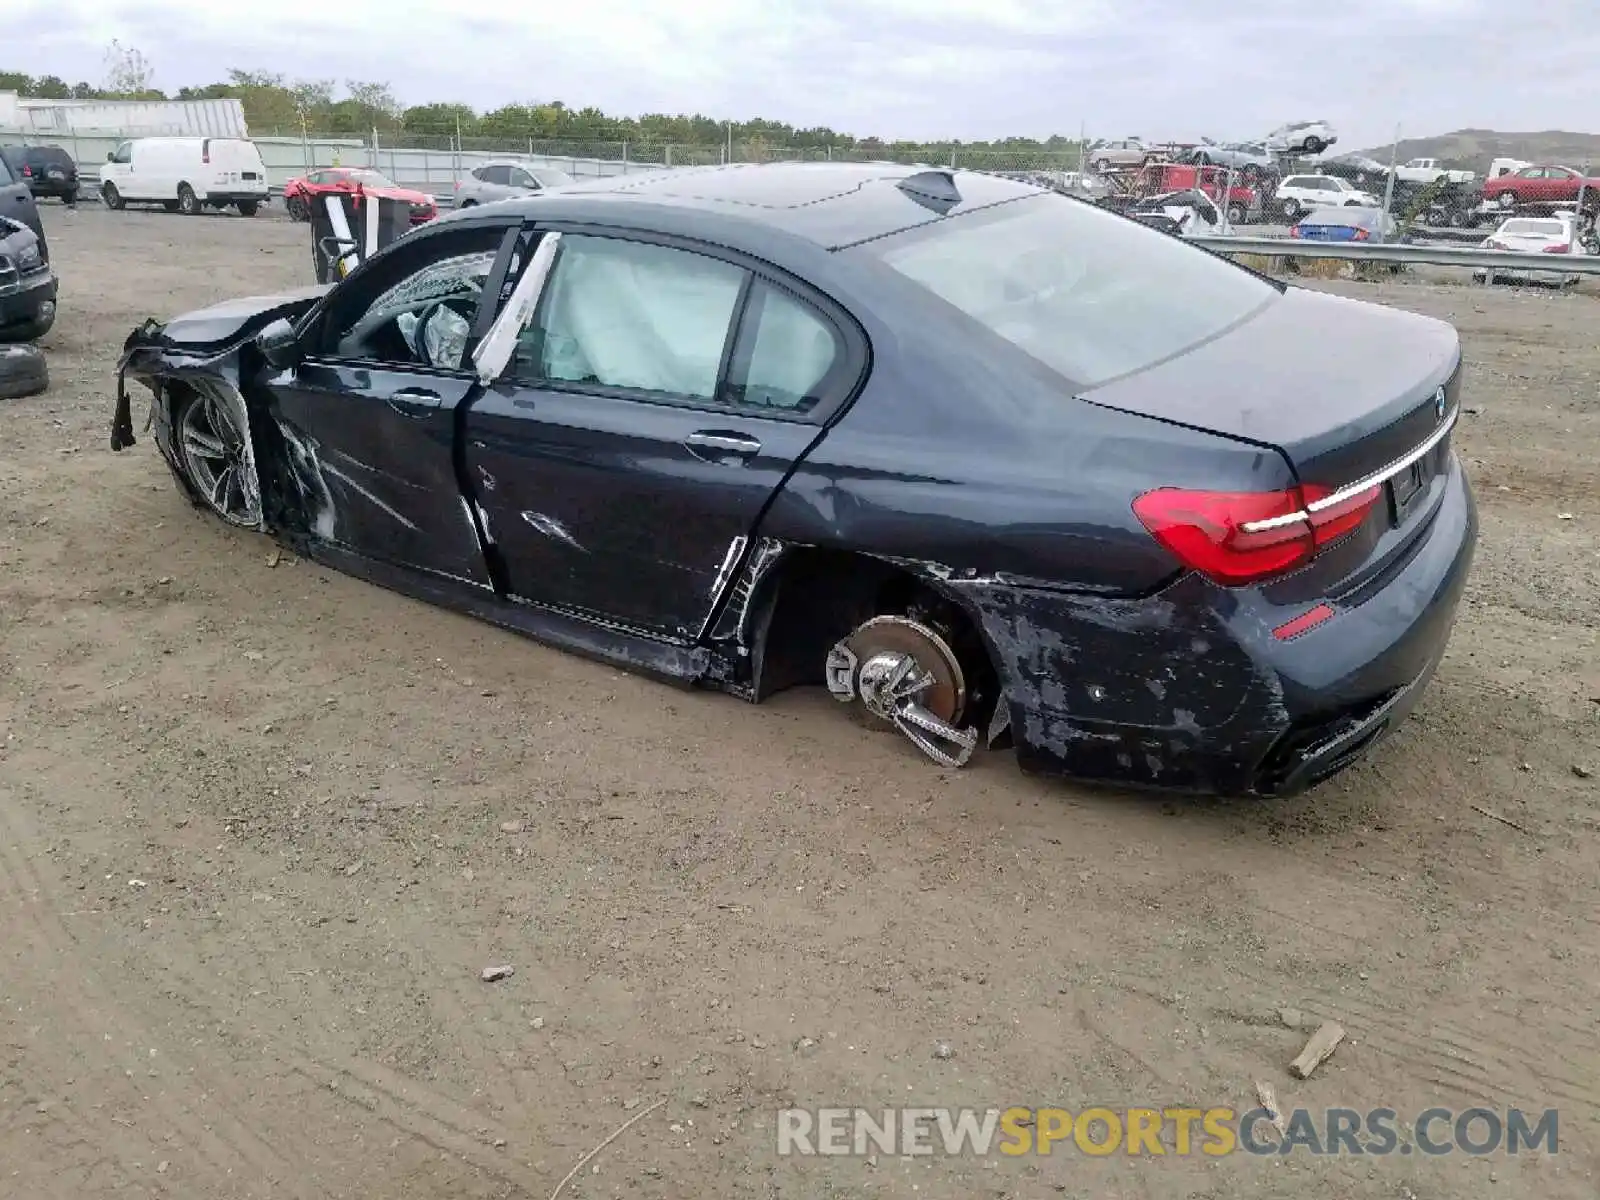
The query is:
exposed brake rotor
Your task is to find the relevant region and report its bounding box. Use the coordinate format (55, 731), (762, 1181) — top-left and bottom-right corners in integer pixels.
(824, 615), (979, 768)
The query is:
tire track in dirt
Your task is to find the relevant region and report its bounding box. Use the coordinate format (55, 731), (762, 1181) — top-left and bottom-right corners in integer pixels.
(1289, 983), (1600, 1128)
(0, 793), (304, 1195)
(1, 783), (547, 1195)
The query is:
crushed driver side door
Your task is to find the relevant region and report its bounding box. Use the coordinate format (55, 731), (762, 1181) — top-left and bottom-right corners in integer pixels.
(258, 218), (524, 588)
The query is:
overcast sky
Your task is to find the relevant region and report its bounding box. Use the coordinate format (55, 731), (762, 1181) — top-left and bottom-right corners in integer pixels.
(10, 0), (1594, 150)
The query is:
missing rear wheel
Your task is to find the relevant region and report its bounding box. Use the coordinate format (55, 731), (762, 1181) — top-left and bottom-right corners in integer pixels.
(824, 615), (979, 767)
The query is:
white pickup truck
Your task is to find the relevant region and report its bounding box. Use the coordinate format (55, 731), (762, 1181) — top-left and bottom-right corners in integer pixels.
(1394, 157), (1476, 185)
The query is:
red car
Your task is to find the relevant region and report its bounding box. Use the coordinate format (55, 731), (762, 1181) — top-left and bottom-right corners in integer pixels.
(1141, 163), (1261, 223)
(282, 167), (437, 225)
(1481, 164), (1600, 214)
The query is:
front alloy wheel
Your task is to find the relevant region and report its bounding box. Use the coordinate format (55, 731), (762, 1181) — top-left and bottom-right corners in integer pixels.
(177, 388), (261, 526)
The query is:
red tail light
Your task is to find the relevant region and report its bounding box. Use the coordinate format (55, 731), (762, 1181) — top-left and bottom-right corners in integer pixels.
(21, 165), (31, 177)
(1352, 228), (1370, 241)
(1543, 243), (1571, 254)
(1132, 482), (1382, 586)
(1289, 226), (1302, 238)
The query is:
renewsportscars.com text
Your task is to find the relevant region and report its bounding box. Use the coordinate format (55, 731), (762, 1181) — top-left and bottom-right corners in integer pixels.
(777, 1106), (1558, 1158)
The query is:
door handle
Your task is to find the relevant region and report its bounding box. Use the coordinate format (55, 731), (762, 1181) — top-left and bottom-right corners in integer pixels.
(387, 387), (442, 416)
(684, 431), (760, 459)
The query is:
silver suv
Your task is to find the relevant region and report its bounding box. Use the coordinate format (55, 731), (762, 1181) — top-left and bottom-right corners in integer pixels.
(454, 160), (577, 208)
(1087, 138), (1157, 171)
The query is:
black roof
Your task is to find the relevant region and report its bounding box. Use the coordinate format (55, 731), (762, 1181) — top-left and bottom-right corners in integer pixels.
(452, 161), (1045, 250)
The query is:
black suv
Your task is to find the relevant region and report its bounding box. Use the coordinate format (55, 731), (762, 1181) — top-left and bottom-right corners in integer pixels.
(0, 144), (78, 204)
(0, 149), (47, 250)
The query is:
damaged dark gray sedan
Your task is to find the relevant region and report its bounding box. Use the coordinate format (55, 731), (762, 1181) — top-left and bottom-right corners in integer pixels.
(111, 163), (1477, 796)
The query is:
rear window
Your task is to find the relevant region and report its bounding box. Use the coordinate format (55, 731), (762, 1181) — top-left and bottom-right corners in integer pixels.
(1501, 219), (1564, 235)
(28, 147), (73, 168)
(853, 193), (1275, 389)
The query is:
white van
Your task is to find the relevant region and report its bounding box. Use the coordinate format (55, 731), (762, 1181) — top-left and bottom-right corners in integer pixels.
(99, 137), (270, 216)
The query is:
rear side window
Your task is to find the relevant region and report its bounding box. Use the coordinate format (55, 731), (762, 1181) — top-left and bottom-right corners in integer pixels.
(856, 194), (1276, 390)
(723, 282), (842, 414)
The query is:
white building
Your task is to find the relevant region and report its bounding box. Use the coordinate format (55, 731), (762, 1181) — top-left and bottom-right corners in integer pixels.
(0, 92), (248, 138)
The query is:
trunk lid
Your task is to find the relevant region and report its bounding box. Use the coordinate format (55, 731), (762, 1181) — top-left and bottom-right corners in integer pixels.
(1079, 286), (1460, 491)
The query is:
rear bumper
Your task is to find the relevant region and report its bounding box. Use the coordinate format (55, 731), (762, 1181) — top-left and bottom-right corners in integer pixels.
(26, 178), (77, 198)
(970, 455), (1477, 797)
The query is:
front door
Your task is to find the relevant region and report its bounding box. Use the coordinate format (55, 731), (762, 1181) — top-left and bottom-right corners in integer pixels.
(264, 220), (520, 588)
(462, 230), (858, 640)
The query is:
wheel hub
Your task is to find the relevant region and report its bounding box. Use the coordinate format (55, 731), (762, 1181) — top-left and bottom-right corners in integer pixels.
(824, 615), (978, 768)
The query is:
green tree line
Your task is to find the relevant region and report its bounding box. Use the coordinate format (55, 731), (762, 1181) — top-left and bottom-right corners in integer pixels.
(3, 57), (1085, 154)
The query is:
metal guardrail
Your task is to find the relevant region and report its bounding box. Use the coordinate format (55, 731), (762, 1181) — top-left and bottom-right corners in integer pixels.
(1190, 234), (1600, 275)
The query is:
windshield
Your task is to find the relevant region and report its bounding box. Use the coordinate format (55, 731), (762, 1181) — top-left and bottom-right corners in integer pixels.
(1501, 219), (1565, 235)
(343, 170), (395, 188)
(855, 194), (1275, 389)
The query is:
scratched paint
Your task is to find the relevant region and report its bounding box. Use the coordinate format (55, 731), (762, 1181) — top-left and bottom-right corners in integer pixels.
(520, 511), (584, 552)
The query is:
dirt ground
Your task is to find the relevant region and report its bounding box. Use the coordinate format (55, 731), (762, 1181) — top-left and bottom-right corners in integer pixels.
(1, 206), (1596, 1200)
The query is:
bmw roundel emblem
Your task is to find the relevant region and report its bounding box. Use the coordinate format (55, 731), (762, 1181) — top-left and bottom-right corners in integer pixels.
(1434, 385), (1447, 419)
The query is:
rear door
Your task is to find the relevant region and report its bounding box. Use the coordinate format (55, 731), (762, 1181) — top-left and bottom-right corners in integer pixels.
(262, 217), (523, 586)
(462, 227), (862, 640)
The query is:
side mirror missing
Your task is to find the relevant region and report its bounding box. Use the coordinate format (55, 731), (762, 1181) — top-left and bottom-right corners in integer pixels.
(256, 317), (303, 371)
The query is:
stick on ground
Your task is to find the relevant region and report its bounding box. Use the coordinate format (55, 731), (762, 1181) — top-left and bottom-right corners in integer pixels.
(1289, 1021), (1346, 1079)
(549, 1096), (667, 1200)
(1254, 1080), (1288, 1138)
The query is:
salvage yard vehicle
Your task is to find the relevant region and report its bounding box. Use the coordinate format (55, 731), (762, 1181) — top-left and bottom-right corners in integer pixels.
(283, 167), (438, 225)
(1481, 164), (1600, 215)
(1290, 205), (1402, 246)
(0, 216), (57, 342)
(1275, 174), (1381, 219)
(1088, 137), (1160, 171)
(0, 143), (79, 203)
(1474, 213), (1593, 286)
(0, 148), (47, 251)
(100, 136), (270, 216)
(454, 160), (577, 207)
(1393, 158), (1475, 186)
(111, 162), (1477, 796)
(1129, 189), (1220, 235)
(1264, 121), (1337, 156)
(1187, 141), (1276, 181)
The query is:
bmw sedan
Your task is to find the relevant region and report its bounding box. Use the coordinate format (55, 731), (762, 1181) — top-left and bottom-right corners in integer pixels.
(111, 162), (1476, 796)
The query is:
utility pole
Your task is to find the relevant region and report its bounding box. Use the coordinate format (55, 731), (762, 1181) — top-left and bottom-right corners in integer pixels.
(1380, 124), (1401, 240)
